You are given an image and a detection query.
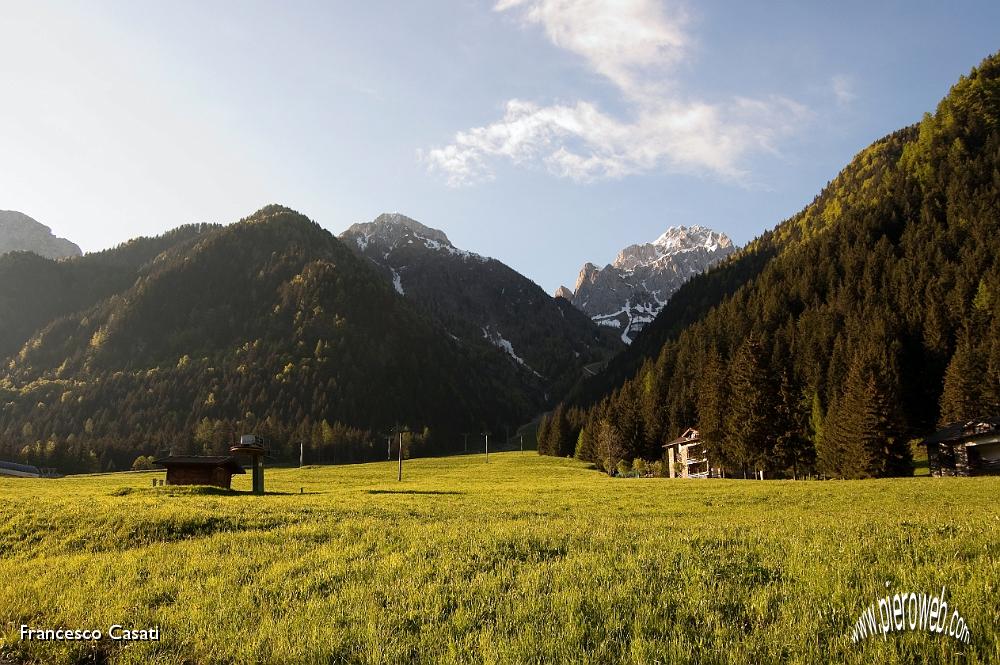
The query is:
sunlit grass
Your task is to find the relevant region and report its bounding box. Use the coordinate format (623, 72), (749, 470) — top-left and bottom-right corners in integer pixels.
(0, 453), (996, 664)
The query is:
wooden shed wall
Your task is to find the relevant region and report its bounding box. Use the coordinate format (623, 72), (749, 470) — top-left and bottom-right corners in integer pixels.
(165, 466), (234, 488)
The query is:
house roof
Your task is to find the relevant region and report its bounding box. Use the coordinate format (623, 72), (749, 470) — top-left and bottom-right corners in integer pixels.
(153, 455), (246, 474)
(922, 417), (1000, 446)
(664, 427), (701, 447)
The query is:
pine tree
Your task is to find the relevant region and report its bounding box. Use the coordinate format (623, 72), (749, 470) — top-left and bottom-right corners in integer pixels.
(822, 349), (908, 478)
(773, 371), (813, 479)
(696, 347), (727, 469)
(724, 336), (777, 476)
(536, 413), (552, 456)
(938, 331), (983, 425)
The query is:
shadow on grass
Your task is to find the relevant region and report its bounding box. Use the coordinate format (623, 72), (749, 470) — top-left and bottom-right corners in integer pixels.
(111, 486), (299, 497)
(366, 489), (465, 496)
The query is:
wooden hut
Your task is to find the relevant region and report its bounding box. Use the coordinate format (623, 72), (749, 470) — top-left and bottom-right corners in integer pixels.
(153, 455), (246, 489)
(921, 417), (1000, 477)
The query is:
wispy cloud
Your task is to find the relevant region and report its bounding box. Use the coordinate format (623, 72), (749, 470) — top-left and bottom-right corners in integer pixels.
(831, 74), (856, 106)
(423, 0), (810, 187)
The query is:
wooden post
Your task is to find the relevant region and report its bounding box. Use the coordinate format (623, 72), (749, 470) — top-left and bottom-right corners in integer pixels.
(485, 433), (489, 463)
(398, 432), (403, 482)
(299, 441), (304, 468)
(252, 454), (264, 495)
(520, 434), (523, 453)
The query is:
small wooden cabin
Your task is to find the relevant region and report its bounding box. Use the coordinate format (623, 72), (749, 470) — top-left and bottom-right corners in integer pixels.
(663, 428), (721, 478)
(153, 455), (246, 489)
(922, 417), (1000, 477)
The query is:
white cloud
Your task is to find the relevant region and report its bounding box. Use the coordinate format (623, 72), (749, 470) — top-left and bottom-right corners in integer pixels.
(423, 0), (810, 186)
(494, 0), (687, 99)
(831, 74), (856, 106)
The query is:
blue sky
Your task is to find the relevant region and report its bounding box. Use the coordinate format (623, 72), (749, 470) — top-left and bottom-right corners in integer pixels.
(2, 1), (998, 293)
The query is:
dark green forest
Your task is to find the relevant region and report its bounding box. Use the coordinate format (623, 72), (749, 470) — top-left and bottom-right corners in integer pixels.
(538, 52), (1000, 479)
(0, 207), (546, 472)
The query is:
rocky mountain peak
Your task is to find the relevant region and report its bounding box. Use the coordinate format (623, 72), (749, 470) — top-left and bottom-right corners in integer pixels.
(345, 212), (451, 248)
(0, 211), (82, 260)
(562, 225), (737, 344)
(553, 285), (574, 300)
(341, 213), (479, 262)
(612, 225), (733, 272)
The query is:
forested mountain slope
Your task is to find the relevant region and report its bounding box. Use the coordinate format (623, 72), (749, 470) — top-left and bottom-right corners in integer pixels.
(0, 207), (538, 471)
(543, 52), (1000, 479)
(341, 213), (621, 402)
(0, 224), (215, 360)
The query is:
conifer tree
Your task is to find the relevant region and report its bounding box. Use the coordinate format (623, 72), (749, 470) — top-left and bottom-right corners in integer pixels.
(822, 349), (908, 478)
(773, 371), (813, 479)
(696, 347), (728, 469)
(938, 331), (983, 425)
(724, 336), (776, 476)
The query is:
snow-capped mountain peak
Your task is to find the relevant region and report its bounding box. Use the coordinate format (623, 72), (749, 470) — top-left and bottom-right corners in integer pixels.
(560, 225), (737, 344)
(613, 225), (733, 272)
(342, 213), (481, 260)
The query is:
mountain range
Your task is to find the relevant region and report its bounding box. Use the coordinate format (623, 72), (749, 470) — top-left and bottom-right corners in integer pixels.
(4, 52), (999, 479)
(556, 226), (736, 343)
(0, 207), (618, 472)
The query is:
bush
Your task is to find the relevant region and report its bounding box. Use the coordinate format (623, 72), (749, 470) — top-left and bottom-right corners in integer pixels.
(632, 458), (647, 477)
(615, 459), (631, 477)
(131, 455), (155, 471)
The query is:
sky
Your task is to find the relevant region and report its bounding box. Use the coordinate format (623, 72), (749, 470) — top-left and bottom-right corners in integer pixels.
(2, 1), (999, 293)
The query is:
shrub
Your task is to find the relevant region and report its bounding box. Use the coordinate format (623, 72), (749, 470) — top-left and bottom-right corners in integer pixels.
(131, 455), (155, 471)
(632, 458), (648, 477)
(615, 459), (631, 478)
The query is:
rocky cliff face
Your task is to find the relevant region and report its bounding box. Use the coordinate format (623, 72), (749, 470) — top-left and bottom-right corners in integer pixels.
(0, 211), (81, 259)
(558, 226), (736, 343)
(341, 213), (622, 401)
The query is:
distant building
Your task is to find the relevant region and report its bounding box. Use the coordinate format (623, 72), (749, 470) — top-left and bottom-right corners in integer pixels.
(662, 428), (721, 478)
(922, 417), (1000, 477)
(153, 455), (246, 489)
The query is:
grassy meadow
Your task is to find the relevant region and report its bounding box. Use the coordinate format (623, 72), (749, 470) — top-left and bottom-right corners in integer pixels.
(0, 453), (997, 664)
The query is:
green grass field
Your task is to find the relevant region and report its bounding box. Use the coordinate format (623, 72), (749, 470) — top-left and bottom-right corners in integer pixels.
(0, 453), (996, 664)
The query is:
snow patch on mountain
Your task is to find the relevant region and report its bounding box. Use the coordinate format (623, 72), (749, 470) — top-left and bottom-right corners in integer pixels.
(482, 326), (543, 378)
(342, 213), (485, 263)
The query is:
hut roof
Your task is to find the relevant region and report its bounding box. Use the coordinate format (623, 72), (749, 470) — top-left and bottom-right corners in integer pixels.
(153, 455), (246, 474)
(922, 417), (1000, 446)
(664, 428), (701, 448)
